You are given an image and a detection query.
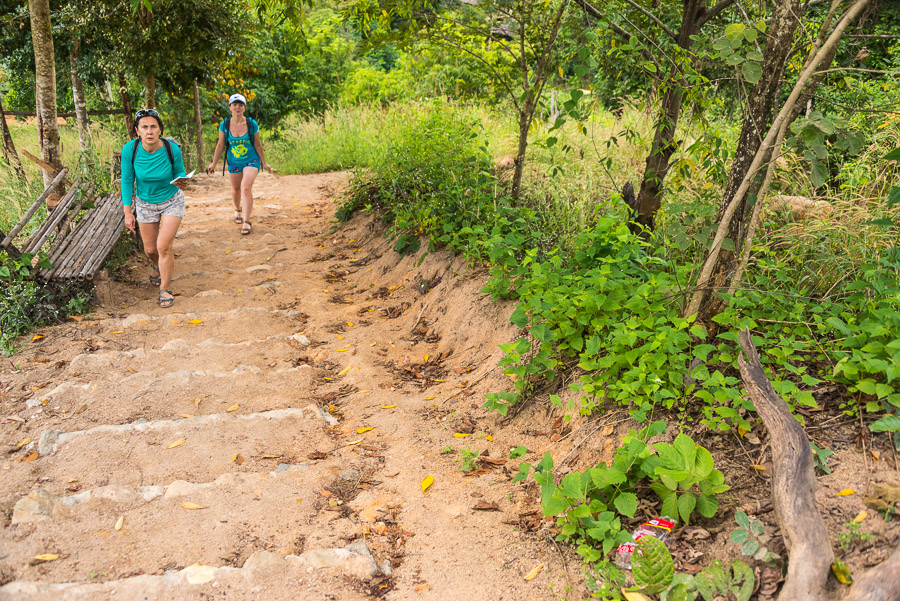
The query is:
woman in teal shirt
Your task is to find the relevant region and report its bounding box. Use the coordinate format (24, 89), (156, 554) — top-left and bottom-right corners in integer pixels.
(206, 93), (271, 235)
(121, 109), (190, 308)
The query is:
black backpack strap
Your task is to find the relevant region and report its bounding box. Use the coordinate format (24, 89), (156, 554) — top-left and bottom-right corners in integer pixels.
(161, 138), (176, 177)
(131, 138), (139, 165)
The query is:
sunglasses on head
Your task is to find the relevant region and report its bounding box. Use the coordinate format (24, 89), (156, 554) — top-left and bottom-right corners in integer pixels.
(134, 109), (160, 120)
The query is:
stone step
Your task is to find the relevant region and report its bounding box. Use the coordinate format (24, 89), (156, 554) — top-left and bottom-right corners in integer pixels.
(25, 363), (318, 429)
(0, 546), (383, 601)
(2, 457), (388, 591)
(4, 407), (338, 498)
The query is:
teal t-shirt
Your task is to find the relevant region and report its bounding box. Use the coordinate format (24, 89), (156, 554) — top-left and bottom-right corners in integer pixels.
(219, 117), (260, 165)
(120, 139), (186, 206)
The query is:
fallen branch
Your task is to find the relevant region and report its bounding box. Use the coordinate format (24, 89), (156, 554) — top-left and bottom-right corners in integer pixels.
(738, 330), (900, 601)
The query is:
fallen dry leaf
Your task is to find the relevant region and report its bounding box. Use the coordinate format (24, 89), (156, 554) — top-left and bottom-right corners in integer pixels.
(336, 348), (349, 352)
(115, 516), (124, 531)
(109, 331), (124, 334)
(380, 405), (397, 409)
(423, 395), (435, 401)
(15, 438), (31, 449)
(33, 554), (59, 562)
(853, 510), (868, 524)
(188, 320), (203, 324)
(231, 453), (244, 465)
(31, 335), (44, 342)
(338, 366), (352, 377)
(524, 563), (545, 581)
(74, 404), (87, 414)
(320, 489), (333, 498)
(413, 583), (430, 593)
(621, 590), (650, 601)
(422, 476), (434, 493)
(751, 464), (766, 472)
(357, 427), (375, 434)
(165, 438), (186, 450)
(226, 404), (240, 412)
(838, 489), (855, 496)
(308, 451), (328, 460)
(260, 454), (282, 459)
(194, 397), (202, 408)
(345, 438), (363, 446)
(472, 501), (500, 511)
(21, 452), (38, 462)
(453, 433), (471, 438)
(485, 435), (494, 441)
(180, 501), (207, 510)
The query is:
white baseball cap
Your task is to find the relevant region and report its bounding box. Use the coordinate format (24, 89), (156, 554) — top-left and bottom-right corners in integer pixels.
(228, 93), (247, 105)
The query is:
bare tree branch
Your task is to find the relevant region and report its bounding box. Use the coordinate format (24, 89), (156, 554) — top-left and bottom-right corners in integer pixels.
(618, 0), (677, 40)
(698, 0), (737, 27)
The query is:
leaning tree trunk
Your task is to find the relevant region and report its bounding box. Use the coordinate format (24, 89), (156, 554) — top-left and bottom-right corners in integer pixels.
(28, 0), (65, 208)
(634, 0), (707, 232)
(69, 37), (90, 153)
(738, 329), (900, 601)
(145, 71), (156, 109)
(695, 0), (803, 318)
(193, 79), (204, 171)
(0, 98), (27, 184)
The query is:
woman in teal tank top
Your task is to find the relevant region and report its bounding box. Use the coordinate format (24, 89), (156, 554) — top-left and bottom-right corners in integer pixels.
(206, 94), (272, 235)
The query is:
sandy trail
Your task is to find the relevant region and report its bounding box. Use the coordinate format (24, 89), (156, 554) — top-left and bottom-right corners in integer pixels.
(0, 172), (576, 600)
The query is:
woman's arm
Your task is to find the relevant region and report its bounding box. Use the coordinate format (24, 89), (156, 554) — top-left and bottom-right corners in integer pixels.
(207, 130), (227, 175)
(121, 140), (136, 233)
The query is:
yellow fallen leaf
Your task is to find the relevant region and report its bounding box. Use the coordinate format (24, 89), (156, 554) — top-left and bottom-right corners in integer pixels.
(358, 427), (375, 434)
(15, 438), (31, 448)
(297, 498), (303, 503)
(832, 559), (853, 585)
(347, 322), (354, 327)
(370, 342), (377, 346)
(323, 377), (334, 381)
(524, 563), (545, 581)
(424, 354), (429, 362)
(423, 395), (435, 401)
(109, 331), (124, 334)
(345, 438), (363, 446)
(34, 554), (59, 562)
(388, 285), (399, 290)
(328, 404), (336, 413)
(225, 250), (231, 254)
(188, 320), (203, 325)
(751, 464), (766, 472)
(453, 433), (471, 438)
(485, 435), (494, 441)
(380, 405), (397, 409)
(237, 288), (242, 292)
(359, 390), (371, 394)
(194, 397), (202, 408)
(165, 438), (186, 449)
(621, 589), (650, 601)
(21, 452), (39, 462)
(226, 404), (240, 412)
(337, 366), (352, 377)
(41, 399), (48, 406)
(853, 510), (868, 524)
(336, 348), (349, 352)
(231, 454), (240, 461)
(180, 502), (207, 510)
(32, 335), (44, 342)
(422, 476), (434, 493)
(337, 335), (344, 340)
(115, 516), (124, 531)
(838, 489), (855, 496)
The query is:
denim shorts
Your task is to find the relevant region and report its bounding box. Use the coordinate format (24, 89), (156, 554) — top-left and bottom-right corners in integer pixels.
(227, 158), (260, 174)
(135, 190), (186, 223)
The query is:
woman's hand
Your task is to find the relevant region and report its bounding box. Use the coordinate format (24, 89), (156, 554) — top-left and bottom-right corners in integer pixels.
(262, 162), (273, 173)
(206, 163), (215, 175)
(124, 208), (136, 234)
(172, 179), (193, 191)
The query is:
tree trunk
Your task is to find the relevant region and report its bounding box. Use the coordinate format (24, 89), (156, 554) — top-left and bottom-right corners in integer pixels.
(511, 103), (531, 202)
(633, 0), (707, 232)
(697, 0), (803, 318)
(69, 37), (90, 153)
(28, 0), (65, 208)
(193, 79), (204, 171)
(0, 98), (27, 184)
(145, 71), (156, 109)
(119, 74), (133, 135)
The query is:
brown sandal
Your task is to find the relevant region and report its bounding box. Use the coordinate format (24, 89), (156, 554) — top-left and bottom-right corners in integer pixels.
(241, 221), (252, 235)
(233, 212), (243, 224)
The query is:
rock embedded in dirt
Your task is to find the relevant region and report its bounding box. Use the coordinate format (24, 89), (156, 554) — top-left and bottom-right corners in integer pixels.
(11, 488), (56, 524)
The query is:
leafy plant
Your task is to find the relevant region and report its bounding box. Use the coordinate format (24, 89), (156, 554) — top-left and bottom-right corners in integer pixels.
(631, 536), (675, 595)
(459, 447), (480, 472)
(810, 442), (834, 475)
(837, 521), (875, 551)
(729, 511), (780, 564)
(649, 434), (730, 525)
(509, 445), (528, 459)
(694, 560), (754, 601)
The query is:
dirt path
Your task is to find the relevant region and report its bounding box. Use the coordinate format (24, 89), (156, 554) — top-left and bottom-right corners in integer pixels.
(0, 173), (577, 600)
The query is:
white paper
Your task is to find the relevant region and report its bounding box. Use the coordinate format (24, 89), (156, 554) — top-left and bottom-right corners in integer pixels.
(170, 170), (196, 185)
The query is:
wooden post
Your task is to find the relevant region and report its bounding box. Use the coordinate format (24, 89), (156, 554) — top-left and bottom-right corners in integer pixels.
(111, 150), (121, 190)
(0, 98), (26, 184)
(193, 79), (204, 172)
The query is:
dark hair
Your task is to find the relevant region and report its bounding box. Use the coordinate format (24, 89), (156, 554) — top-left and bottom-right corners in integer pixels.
(133, 108), (164, 136)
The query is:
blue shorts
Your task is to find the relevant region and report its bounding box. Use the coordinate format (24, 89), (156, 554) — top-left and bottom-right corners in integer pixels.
(227, 159), (260, 174)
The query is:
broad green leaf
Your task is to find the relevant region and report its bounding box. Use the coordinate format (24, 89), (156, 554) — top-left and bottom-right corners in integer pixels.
(734, 510), (750, 529)
(632, 536), (674, 594)
(729, 528), (749, 544)
(870, 416), (900, 432)
(696, 494), (719, 518)
(742, 61), (762, 84)
(678, 492), (697, 524)
(614, 492), (638, 518)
